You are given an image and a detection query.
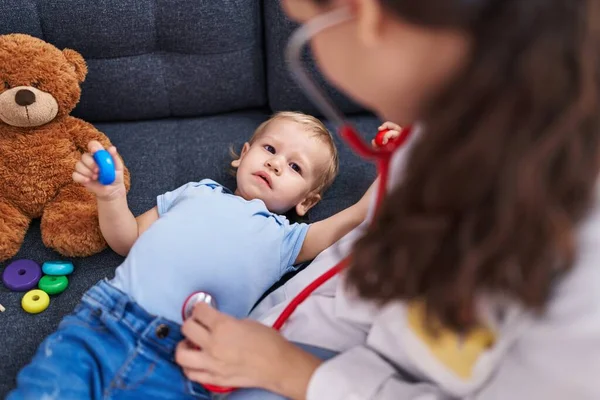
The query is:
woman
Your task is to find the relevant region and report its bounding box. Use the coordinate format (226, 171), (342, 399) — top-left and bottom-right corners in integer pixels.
(175, 0), (600, 399)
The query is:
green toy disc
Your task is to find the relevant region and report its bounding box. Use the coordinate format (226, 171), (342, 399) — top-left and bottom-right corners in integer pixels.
(38, 275), (68, 295)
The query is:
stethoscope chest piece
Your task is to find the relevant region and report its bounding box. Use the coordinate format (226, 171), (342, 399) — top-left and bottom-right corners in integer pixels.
(182, 291), (217, 321)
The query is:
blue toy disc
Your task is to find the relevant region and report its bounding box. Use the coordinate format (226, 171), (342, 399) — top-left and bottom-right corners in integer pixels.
(93, 149), (116, 185)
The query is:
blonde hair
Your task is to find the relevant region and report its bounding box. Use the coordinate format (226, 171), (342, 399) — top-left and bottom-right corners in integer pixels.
(231, 111), (339, 194)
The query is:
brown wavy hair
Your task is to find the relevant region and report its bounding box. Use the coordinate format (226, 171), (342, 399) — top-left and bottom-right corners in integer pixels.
(347, 0), (600, 331)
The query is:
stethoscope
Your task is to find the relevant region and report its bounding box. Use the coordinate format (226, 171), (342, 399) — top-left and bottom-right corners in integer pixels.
(181, 7), (413, 395)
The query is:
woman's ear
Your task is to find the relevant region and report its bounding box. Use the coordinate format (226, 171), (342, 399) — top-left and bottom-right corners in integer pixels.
(231, 142), (250, 168)
(295, 192), (322, 216)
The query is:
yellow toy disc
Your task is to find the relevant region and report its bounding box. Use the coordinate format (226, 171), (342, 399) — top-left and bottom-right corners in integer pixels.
(22, 289), (50, 314)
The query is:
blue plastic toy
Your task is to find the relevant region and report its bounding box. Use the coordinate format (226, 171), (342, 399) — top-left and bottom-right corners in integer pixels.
(93, 149), (116, 185)
(42, 260), (74, 276)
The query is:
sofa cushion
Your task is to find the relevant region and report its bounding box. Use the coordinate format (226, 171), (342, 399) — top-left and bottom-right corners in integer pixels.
(0, 0), (266, 122)
(263, 0), (365, 116)
(0, 112), (379, 396)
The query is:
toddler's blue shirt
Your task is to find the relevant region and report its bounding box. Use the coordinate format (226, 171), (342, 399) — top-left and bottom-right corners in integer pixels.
(111, 179), (308, 323)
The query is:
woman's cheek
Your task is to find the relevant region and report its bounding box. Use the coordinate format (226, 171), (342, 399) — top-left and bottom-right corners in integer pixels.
(312, 34), (344, 85)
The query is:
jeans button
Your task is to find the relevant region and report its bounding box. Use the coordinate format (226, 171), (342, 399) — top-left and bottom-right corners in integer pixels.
(155, 324), (170, 339)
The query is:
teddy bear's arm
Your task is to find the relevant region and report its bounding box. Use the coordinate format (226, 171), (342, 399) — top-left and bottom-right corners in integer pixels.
(66, 116), (131, 191)
(67, 116), (113, 151)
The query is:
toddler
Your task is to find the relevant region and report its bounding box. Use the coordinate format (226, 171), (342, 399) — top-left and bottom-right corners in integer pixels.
(9, 112), (376, 400)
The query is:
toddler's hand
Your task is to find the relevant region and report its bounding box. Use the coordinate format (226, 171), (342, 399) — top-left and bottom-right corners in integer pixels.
(72, 140), (126, 201)
(372, 121), (402, 147)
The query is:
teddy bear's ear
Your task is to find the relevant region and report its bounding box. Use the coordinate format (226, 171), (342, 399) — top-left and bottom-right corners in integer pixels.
(62, 48), (88, 83)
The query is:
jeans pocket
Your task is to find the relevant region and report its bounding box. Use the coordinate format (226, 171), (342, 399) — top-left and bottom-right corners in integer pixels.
(110, 351), (157, 391)
(106, 349), (200, 399)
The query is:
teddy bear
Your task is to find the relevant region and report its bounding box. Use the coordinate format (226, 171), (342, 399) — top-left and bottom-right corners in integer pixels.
(0, 34), (130, 261)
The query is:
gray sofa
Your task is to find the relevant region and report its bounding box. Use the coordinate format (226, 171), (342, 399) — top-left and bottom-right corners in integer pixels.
(0, 0), (378, 395)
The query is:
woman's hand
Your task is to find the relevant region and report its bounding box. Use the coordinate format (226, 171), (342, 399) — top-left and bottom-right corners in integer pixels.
(175, 303), (322, 399)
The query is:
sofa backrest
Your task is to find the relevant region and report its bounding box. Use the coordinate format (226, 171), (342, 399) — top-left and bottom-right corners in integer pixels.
(0, 0), (366, 123)
(0, 0), (266, 122)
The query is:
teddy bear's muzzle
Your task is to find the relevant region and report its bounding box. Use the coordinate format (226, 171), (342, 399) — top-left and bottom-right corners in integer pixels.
(0, 86), (59, 128)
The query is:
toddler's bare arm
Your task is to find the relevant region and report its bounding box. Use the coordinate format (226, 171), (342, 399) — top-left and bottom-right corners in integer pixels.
(97, 200), (158, 256)
(295, 179), (377, 263)
(73, 140), (159, 256)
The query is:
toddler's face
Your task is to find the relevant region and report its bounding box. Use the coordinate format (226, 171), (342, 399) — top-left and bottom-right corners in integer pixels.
(234, 119), (331, 215)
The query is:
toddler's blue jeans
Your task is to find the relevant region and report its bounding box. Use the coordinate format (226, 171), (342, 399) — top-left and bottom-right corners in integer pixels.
(8, 280), (337, 400)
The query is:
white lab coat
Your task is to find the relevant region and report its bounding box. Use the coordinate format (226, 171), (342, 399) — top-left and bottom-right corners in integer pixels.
(250, 132), (600, 399)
